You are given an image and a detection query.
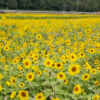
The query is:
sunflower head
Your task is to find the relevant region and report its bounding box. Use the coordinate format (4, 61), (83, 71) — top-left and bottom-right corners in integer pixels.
(57, 72), (66, 80)
(18, 90), (28, 100)
(68, 64), (80, 76)
(23, 58), (32, 69)
(36, 92), (45, 100)
(82, 73), (90, 81)
(92, 94), (100, 100)
(73, 84), (82, 95)
(26, 72), (34, 82)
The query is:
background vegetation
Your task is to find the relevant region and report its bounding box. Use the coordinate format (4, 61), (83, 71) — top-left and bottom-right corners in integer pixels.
(0, 0), (100, 11)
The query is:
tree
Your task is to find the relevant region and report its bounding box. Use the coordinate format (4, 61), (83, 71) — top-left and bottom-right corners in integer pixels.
(8, 0), (17, 9)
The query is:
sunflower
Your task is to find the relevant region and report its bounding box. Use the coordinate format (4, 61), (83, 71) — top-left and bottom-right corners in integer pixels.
(18, 90), (29, 100)
(94, 59), (99, 65)
(23, 58), (32, 69)
(36, 34), (42, 40)
(17, 65), (23, 71)
(0, 73), (3, 80)
(0, 85), (2, 92)
(78, 52), (85, 58)
(82, 73), (90, 81)
(60, 55), (66, 62)
(88, 48), (96, 54)
(19, 82), (25, 88)
(36, 92), (45, 100)
(92, 94), (100, 100)
(10, 76), (16, 85)
(55, 62), (63, 70)
(68, 64), (80, 76)
(90, 68), (97, 74)
(73, 84), (82, 95)
(69, 53), (77, 62)
(4, 44), (9, 51)
(57, 72), (66, 80)
(94, 80), (100, 86)
(37, 70), (42, 76)
(6, 81), (11, 86)
(65, 39), (71, 46)
(32, 65), (39, 72)
(64, 79), (68, 85)
(51, 62), (56, 68)
(10, 91), (16, 99)
(13, 57), (20, 64)
(0, 42), (4, 48)
(26, 72), (34, 82)
(44, 58), (53, 67)
(51, 97), (60, 100)
(85, 62), (92, 70)
(97, 66), (100, 72)
(78, 32), (83, 38)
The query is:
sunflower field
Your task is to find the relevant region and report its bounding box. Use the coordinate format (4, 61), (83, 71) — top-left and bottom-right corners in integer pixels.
(0, 13), (100, 100)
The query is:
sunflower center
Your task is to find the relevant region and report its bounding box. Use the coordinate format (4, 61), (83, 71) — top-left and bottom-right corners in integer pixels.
(28, 75), (32, 79)
(81, 53), (83, 56)
(60, 74), (63, 77)
(75, 87), (79, 91)
(25, 62), (29, 66)
(38, 95), (42, 99)
(91, 49), (94, 52)
(84, 75), (88, 78)
(47, 61), (50, 65)
(21, 92), (26, 97)
(12, 79), (16, 83)
(71, 56), (74, 59)
(72, 67), (77, 72)
(57, 64), (61, 67)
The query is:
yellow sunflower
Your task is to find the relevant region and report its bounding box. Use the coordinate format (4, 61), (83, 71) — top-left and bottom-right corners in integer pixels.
(97, 66), (100, 72)
(17, 65), (23, 71)
(55, 62), (63, 70)
(4, 44), (9, 51)
(0, 73), (3, 80)
(64, 79), (69, 85)
(10, 91), (16, 99)
(65, 39), (71, 46)
(69, 53), (77, 62)
(82, 73), (90, 81)
(78, 52), (85, 58)
(92, 94), (100, 100)
(85, 62), (92, 70)
(18, 90), (29, 100)
(36, 34), (42, 40)
(57, 72), (66, 80)
(68, 64), (80, 76)
(51, 97), (60, 100)
(36, 92), (45, 100)
(90, 68), (97, 74)
(26, 72), (34, 82)
(73, 84), (82, 95)
(10, 76), (16, 85)
(23, 58), (32, 69)
(88, 48), (96, 54)
(94, 80), (100, 86)
(19, 82), (25, 88)
(0, 85), (2, 92)
(44, 58), (53, 67)
(6, 81), (11, 86)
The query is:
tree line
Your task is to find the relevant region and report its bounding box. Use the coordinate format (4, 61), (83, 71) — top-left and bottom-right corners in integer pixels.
(0, 0), (100, 11)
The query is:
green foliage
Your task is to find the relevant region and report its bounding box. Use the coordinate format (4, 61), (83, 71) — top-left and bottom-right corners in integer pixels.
(8, 0), (17, 9)
(1, 0), (100, 11)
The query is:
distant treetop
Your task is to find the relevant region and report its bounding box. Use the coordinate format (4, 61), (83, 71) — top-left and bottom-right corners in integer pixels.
(0, 0), (100, 11)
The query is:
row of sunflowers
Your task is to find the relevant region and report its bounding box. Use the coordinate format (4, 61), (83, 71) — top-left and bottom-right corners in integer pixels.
(0, 13), (100, 100)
